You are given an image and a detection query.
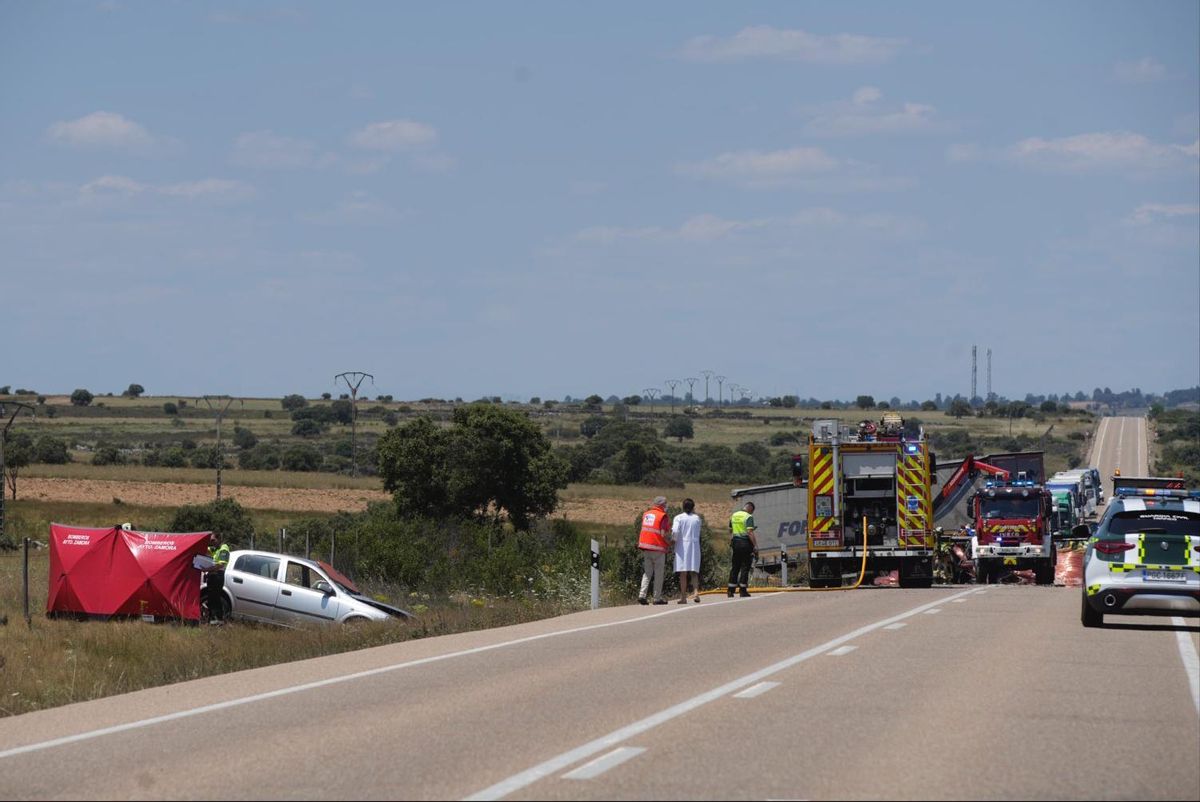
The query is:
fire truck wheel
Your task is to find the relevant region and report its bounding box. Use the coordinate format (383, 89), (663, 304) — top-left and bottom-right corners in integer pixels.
(1034, 563), (1055, 585)
(976, 563), (992, 585)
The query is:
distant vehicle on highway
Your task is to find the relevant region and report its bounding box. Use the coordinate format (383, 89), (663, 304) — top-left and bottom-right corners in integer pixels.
(206, 550), (412, 626)
(1080, 483), (1200, 627)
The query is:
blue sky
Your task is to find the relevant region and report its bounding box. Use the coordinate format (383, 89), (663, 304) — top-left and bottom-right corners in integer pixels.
(3, 1), (1197, 403)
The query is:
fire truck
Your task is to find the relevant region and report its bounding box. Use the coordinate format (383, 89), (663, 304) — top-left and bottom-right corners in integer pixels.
(806, 413), (936, 588)
(971, 478), (1056, 584)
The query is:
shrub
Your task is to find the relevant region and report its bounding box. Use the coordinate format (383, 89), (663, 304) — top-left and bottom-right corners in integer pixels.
(163, 402), (178, 415)
(92, 444), (126, 466)
(282, 444), (322, 472)
(292, 419), (325, 438)
(34, 435), (70, 464)
(70, 388), (94, 407)
(232, 426), (258, 450)
(167, 498), (255, 546)
(281, 394), (308, 411)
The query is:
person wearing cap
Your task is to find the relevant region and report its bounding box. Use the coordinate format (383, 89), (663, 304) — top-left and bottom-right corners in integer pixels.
(637, 496), (672, 605)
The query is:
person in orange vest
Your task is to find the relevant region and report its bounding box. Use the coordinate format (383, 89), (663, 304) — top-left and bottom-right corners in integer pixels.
(637, 495), (672, 605)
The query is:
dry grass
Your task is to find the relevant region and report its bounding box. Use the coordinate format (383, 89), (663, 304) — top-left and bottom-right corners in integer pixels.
(0, 549), (580, 718)
(22, 463), (384, 491)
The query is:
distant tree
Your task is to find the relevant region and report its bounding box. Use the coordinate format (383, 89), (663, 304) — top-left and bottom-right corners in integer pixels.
(583, 394), (604, 412)
(282, 444), (322, 472)
(232, 426), (258, 450)
(1039, 400), (1058, 413)
(91, 444), (126, 466)
(664, 416), (695, 442)
(947, 399), (972, 419)
(876, 400), (890, 410)
(0, 386), (9, 395)
(34, 435), (70, 464)
(70, 388), (94, 407)
(542, 400), (557, 409)
(122, 384), (145, 398)
(163, 402), (178, 415)
(281, 394), (308, 411)
(617, 441), (662, 483)
(920, 400), (938, 411)
(855, 395), (875, 410)
(330, 399), (354, 425)
(382, 411), (399, 426)
(820, 401), (833, 410)
(160, 447), (188, 468)
(36, 395), (46, 405)
(529, 397), (541, 406)
(189, 445), (227, 470)
(781, 395), (798, 408)
(291, 419), (324, 438)
(321, 392), (332, 400)
(580, 415), (609, 439)
(168, 498), (255, 546)
(622, 395), (642, 406)
(3, 431), (33, 499)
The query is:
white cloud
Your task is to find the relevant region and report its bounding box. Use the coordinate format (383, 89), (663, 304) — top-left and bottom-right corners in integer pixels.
(576, 208), (923, 244)
(678, 146), (839, 186)
(1114, 57), (1166, 84)
(1007, 131), (1199, 174)
(300, 192), (405, 227)
(231, 130), (321, 169)
(348, 120), (437, 151)
(77, 175), (253, 202)
(1126, 203), (1200, 225)
(47, 111), (155, 149)
(679, 25), (908, 64)
(803, 87), (940, 137)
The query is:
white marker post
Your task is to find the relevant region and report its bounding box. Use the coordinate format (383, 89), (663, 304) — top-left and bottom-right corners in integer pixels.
(590, 539), (600, 610)
(780, 544), (788, 586)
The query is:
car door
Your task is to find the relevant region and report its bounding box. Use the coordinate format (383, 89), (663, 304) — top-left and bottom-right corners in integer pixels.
(226, 554), (283, 623)
(273, 560), (341, 625)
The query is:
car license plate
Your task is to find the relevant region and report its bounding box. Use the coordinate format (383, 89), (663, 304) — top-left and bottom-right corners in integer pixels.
(1144, 570), (1187, 582)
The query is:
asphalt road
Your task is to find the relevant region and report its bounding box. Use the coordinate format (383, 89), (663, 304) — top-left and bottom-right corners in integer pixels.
(1090, 415), (1149, 504)
(2, 583), (1197, 800)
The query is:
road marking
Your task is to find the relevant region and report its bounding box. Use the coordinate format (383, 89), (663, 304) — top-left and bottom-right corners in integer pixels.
(827, 646), (857, 657)
(463, 587), (979, 801)
(923, 609), (942, 615)
(951, 599), (967, 603)
(0, 597), (747, 762)
(733, 681), (780, 699)
(561, 747), (645, 780)
(1170, 616), (1200, 716)
(882, 622), (907, 630)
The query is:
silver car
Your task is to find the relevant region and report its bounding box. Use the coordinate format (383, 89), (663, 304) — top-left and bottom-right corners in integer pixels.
(211, 550), (411, 626)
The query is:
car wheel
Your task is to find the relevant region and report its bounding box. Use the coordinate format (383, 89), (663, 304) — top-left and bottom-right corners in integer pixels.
(1081, 592), (1103, 628)
(342, 616), (370, 626)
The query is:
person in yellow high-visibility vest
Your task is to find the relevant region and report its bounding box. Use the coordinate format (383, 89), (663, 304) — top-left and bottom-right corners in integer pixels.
(203, 533), (231, 623)
(728, 502), (758, 597)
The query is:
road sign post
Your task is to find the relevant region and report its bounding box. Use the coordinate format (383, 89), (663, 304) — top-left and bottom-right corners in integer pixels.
(590, 539), (600, 610)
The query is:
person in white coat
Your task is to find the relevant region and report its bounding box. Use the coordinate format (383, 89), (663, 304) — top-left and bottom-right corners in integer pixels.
(672, 498), (703, 603)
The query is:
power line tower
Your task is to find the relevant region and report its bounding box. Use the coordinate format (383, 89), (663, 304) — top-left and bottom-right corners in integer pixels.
(684, 377), (698, 408)
(700, 370), (714, 406)
(0, 400), (35, 543)
(715, 375), (727, 407)
(642, 387), (660, 414)
(197, 395), (242, 500)
(971, 344), (978, 402)
(986, 348), (993, 401)
(334, 371), (374, 477)
(664, 379), (681, 413)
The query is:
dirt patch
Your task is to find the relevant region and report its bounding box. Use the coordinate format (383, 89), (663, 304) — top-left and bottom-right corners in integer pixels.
(18, 478), (730, 526)
(20, 478), (392, 514)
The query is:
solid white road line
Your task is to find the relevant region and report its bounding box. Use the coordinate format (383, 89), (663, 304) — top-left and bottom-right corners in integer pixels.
(732, 681), (780, 699)
(463, 587), (979, 801)
(951, 599), (967, 603)
(1170, 617), (1200, 716)
(826, 646), (857, 657)
(0, 597), (747, 762)
(882, 622), (907, 630)
(923, 609), (942, 615)
(561, 747), (646, 780)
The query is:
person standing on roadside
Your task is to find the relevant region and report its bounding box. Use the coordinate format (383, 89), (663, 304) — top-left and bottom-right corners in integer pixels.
(203, 533), (231, 623)
(672, 498), (703, 603)
(728, 501), (758, 598)
(637, 496), (672, 605)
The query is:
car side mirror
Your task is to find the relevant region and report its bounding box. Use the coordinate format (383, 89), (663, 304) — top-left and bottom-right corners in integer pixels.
(314, 580), (335, 595)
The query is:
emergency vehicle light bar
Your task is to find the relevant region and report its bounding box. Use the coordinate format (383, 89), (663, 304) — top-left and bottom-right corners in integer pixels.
(1113, 488), (1200, 499)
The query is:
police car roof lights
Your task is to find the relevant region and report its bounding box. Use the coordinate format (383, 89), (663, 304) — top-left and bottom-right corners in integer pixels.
(1113, 488), (1200, 499)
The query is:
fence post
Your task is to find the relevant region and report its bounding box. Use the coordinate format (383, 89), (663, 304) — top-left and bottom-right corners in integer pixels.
(305, 531), (310, 560)
(590, 539), (600, 610)
(23, 537), (31, 627)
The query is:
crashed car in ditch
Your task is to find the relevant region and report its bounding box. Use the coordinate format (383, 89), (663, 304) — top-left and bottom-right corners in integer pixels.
(204, 549), (412, 626)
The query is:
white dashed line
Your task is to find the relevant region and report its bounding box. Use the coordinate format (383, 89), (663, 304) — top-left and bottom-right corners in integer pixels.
(924, 609), (942, 615)
(562, 747), (646, 780)
(883, 623), (907, 630)
(733, 681), (780, 699)
(827, 645), (858, 656)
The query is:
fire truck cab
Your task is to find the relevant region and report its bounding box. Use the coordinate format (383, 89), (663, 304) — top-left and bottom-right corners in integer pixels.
(971, 480), (1056, 584)
(806, 414), (936, 589)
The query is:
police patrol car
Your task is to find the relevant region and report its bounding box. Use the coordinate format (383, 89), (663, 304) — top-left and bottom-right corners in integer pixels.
(1081, 478), (1200, 628)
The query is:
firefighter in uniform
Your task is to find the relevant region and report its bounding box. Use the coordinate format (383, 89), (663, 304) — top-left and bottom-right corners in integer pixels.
(204, 534), (231, 622)
(637, 496), (672, 605)
(728, 502), (758, 597)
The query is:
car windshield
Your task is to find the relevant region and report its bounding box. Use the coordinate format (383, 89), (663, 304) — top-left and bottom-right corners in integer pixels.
(1106, 511), (1200, 537)
(980, 498), (1042, 518)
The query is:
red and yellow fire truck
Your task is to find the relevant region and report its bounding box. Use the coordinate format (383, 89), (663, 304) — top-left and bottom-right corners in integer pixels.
(806, 414), (936, 588)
